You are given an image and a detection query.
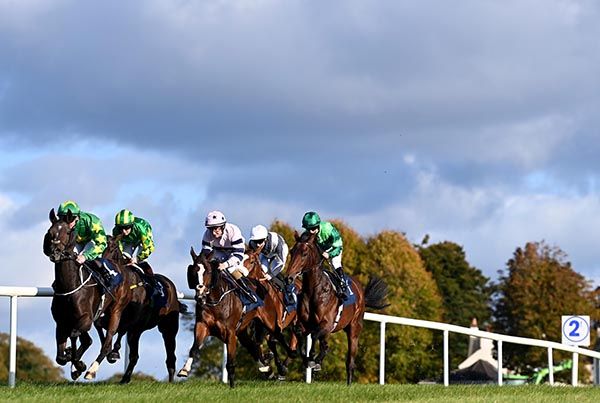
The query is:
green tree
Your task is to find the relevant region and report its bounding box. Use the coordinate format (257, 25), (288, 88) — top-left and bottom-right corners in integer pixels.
(358, 231), (444, 383)
(418, 241), (492, 369)
(493, 241), (599, 375)
(0, 333), (64, 382)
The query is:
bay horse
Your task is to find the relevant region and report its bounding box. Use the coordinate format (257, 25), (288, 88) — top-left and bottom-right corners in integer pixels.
(43, 209), (132, 380)
(244, 249), (299, 378)
(286, 231), (389, 385)
(177, 247), (268, 387)
(97, 236), (185, 383)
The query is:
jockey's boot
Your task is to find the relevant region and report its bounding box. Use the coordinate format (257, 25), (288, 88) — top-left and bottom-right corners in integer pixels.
(238, 276), (257, 303)
(87, 259), (114, 288)
(335, 267), (349, 301)
(138, 261), (163, 298)
(274, 273), (296, 306)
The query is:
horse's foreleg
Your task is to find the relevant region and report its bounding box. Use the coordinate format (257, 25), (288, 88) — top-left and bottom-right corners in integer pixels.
(238, 329), (266, 370)
(310, 323), (331, 371)
(69, 332), (90, 380)
(226, 335), (238, 388)
(94, 321), (106, 345)
(158, 311), (179, 382)
(345, 321), (362, 385)
(108, 331), (125, 364)
(267, 335), (287, 379)
(120, 330), (142, 384)
(177, 321), (208, 378)
(55, 327), (69, 366)
(85, 309), (123, 380)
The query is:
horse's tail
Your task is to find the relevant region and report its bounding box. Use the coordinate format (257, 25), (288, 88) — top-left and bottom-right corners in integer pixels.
(364, 276), (390, 310)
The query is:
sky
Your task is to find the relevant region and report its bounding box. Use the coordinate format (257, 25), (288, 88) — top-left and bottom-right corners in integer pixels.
(1, 0), (600, 381)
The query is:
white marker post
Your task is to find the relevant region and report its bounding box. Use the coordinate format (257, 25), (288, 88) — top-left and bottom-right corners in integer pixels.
(561, 315), (591, 387)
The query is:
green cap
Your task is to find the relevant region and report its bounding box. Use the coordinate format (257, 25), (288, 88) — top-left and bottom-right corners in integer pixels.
(302, 211), (321, 229)
(57, 200), (80, 217)
(115, 209), (135, 227)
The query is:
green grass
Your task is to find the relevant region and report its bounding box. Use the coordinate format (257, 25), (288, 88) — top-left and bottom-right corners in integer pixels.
(2, 380), (600, 402)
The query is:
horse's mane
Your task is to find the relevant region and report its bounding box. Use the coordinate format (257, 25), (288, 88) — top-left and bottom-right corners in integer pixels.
(104, 234), (126, 266)
(299, 230), (316, 243)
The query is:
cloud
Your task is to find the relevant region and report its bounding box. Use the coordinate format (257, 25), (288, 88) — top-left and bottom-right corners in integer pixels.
(0, 1), (599, 171)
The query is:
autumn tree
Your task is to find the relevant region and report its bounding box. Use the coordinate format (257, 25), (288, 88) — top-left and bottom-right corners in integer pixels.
(493, 241), (599, 374)
(359, 231), (444, 383)
(418, 241), (492, 369)
(0, 333), (64, 382)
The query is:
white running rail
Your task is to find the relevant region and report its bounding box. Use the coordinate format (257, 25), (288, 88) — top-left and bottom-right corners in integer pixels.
(2, 286), (599, 387)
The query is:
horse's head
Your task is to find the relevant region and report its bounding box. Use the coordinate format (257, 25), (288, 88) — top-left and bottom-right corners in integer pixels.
(189, 246), (218, 300)
(103, 234), (126, 265)
(44, 208), (77, 263)
(286, 230), (322, 282)
(243, 248), (264, 280)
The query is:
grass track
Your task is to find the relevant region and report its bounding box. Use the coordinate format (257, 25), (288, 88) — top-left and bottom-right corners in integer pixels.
(2, 380), (600, 402)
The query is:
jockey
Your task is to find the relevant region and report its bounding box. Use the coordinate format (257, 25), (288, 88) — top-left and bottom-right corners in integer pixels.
(201, 210), (254, 299)
(248, 224), (295, 304)
(56, 200), (112, 286)
(301, 211), (349, 301)
(112, 209), (157, 284)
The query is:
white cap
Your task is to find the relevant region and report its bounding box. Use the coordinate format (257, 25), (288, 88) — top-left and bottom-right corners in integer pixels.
(250, 225), (268, 241)
(205, 210), (226, 227)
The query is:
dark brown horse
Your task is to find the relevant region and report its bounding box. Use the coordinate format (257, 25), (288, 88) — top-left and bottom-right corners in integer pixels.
(244, 249), (299, 378)
(286, 231), (389, 385)
(43, 209), (133, 380)
(98, 237), (185, 383)
(177, 247), (267, 387)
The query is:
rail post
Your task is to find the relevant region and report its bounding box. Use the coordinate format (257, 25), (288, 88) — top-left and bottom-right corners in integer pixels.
(379, 321), (386, 385)
(8, 295), (18, 388)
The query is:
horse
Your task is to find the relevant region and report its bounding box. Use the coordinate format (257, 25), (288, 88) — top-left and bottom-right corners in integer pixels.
(177, 247), (268, 387)
(43, 208), (132, 380)
(286, 231), (389, 385)
(97, 236), (185, 383)
(243, 249), (299, 378)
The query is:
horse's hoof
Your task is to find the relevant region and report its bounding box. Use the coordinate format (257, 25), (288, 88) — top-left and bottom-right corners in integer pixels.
(56, 356), (68, 366)
(309, 362), (321, 372)
(71, 371), (82, 381)
(307, 360), (317, 369)
(119, 377), (131, 384)
(84, 371), (96, 380)
(258, 361), (270, 373)
(107, 351), (120, 364)
(177, 369), (189, 378)
(263, 351), (274, 362)
(74, 361), (87, 372)
(277, 375), (286, 381)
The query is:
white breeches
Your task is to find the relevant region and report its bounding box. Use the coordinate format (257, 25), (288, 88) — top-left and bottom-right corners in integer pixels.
(328, 253), (342, 270)
(74, 241), (95, 257)
(260, 243), (288, 277)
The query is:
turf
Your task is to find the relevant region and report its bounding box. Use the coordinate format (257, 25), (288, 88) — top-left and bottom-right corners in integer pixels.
(2, 380), (600, 402)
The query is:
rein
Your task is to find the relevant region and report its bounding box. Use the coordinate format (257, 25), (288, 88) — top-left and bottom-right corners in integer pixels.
(54, 265), (95, 297)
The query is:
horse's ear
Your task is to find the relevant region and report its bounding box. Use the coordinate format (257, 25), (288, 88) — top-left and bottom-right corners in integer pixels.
(294, 230), (300, 242)
(66, 210), (73, 223)
(190, 246), (198, 260)
(49, 208), (58, 224)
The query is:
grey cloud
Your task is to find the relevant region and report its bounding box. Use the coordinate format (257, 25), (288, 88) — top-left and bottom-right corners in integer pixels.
(1, 0), (599, 176)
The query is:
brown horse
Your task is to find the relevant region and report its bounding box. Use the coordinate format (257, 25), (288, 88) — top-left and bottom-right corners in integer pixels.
(244, 249), (299, 378)
(286, 231), (389, 385)
(177, 247), (267, 387)
(43, 209), (132, 380)
(97, 237), (185, 383)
